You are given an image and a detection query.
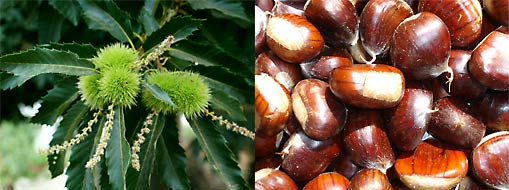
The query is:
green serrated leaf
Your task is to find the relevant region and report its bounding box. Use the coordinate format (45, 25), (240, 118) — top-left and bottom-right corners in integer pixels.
(142, 79), (176, 107)
(187, 0), (250, 22)
(143, 16), (203, 54)
(105, 107), (130, 190)
(209, 89), (246, 122)
(138, 0), (160, 36)
(47, 100), (89, 178)
(65, 112), (103, 190)
(157, 115), (190, 190)
(0, 48), (96, 86)
(38, 3), (64, 43)
(188, 117), (248, 190)
(126, 113), (165, 190)
(199, 20), (244, 62)
(78, 0), (133, 43)
(49, 0), (81, 26)
(0, 73), (32, 90)
(31, 77), (79, 125)
(38, 42), (97, 59)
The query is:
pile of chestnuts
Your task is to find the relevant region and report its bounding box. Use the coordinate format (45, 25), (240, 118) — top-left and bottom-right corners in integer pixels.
(254, 0), (508, 189)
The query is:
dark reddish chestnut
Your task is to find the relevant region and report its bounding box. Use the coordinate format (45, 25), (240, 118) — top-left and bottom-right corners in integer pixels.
(466, 15), (500, 50)
(310, 49), (353, 80)
(477, 91), (509, 131)
(391, 12), (453, 81)
(439, 50), (486, 100)
(255, 6), (267, 55)
(329, 152), (361, 179)
(281, 130), (341, 182)
(255, 134), (278, 158)
(303, 172), (350, 190)
(304, 0), (357, 48)
(429, 78), (451, 101)
(255, 51), (303, 92)
(255, 74), (292, 137)
(329, 64), (405, 109)
(484, 0), (509, 26)
(255, 168), (299, 190)
(265, 14), (324, 63)
(468, 28), (509, 91)
(395, 139), (468, 190)
(292, 79), (347, 140)
(255, 156), (281, 172)
(272, 1), (305, 17)
(471, 132), (509, 189)
(256, 0), (273, 12)
(343, 109), (395, 173)
(360, 0), (413, 59)
(348, 169), (392, 190)
(419, 0), (482, 47)
(386, 82), (433, 151)
(429, 97), (486, 149)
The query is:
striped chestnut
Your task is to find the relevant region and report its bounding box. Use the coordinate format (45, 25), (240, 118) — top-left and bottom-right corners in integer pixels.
(468, 28), (509, 91)
(329, 64), (405, 109)
(303, 172), (350, 190)
(348, 169), (392, 190)
(255, 74), (291, 137)
(484, 0), (509, 26)
(266, 14), (324, 63)
(255, 51), (303, 92)
(395, 139), (468, 190)
(292, 79), (347, 140)
(471, 131), (509, 190)
(255, 168), (299, 190)
(419, 0), (483, 47)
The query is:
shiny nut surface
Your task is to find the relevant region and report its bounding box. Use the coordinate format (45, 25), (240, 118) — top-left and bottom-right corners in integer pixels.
(255, 75), (291, 137)
(303, 172), (350, 190)
(471, 132), (509, 189)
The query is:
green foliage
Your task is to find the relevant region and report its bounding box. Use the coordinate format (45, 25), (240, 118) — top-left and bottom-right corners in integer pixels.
(1, 0), (253, 189)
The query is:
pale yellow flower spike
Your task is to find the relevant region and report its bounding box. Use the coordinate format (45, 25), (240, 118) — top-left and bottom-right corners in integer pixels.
(204, 109), (255, 140)
(131, 111), (158, 171)
(85, 105), (114, 168)
(38, 109), (103, 155)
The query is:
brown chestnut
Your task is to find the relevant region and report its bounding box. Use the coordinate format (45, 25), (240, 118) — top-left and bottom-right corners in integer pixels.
(255, 6), (268, 55)
(255, 156), (281, 172)
(468, 28), (509, 91)
(281, 130), (341, 182)
(266, 14), (324, 63)
(484, 0), (509, 26)
(304, 0), (358, 48)
(471, 131), (509, 189)
(310, 49), (353, 81)
(348, 169), (392, 190)
(429, 97), (486, 149)
(386, 82), (433, 151)
(343, 109), (395, 173)
(255, 134), (278, 158)
(292, 79), (347, 140)
(477, 91), (509, 131)
(360, 0), (413, 58)
(272, 1), (305, 17)
(255, 51), (303, 92)
(439, 50), (487, 100)
(255, 168), (299, 190)
(395, 139), (468, 190)
(303, 172), (350, 190)
(329, 64), (405, 109)
(391, 12), (453, 81)
(419, 0), (482, 47)
(328, 151), (361, 179)
(255, 74), (292, 137)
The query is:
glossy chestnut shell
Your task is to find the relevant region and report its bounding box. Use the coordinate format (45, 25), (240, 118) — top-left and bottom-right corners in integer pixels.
(310, 49), (353, 81)
(255, 51), (303, 92)
(303, 172), (350, 190)
(484, 0), (509, 26)
(471, 132), (509, 189)
(292, 79), (347, 140)
(360, 0), (413, 57)
(266, 14), (324, 63)
(329, 64), (405, 109)
(304, 0), (358, 48)
(395, 139), (468, 190)
(468, 29), (509, 91)
(390, 12), (451, 80)
(477, 91), (509, 131)
(255, 168), (299, 190)
(440, 50), (486, 100)
(343, 109), (395, 173)
(429, 97), (486, 149)
(386, 82), (433, 151)
(255, 75), (292, 137)
(419, 0), (482, 47)
(348, 169), (392, 190)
